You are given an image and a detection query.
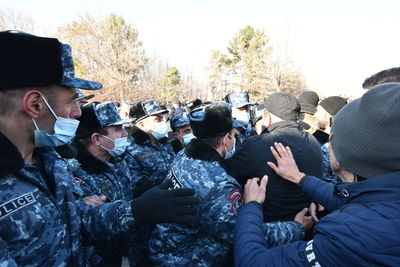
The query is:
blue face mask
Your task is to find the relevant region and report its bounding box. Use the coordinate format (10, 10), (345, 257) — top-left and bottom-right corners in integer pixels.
(224, 134), (236, 159)
(33, 96), (80, 147)
(151, 121), (168, 140)
(182, 133), (196, 145)
(100, 135), (128, 157)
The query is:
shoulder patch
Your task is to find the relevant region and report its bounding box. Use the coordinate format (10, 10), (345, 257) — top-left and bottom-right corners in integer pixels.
(0, 192), (37, 220)
(228, 189), (243, 216)
(168, 169), (184, 189)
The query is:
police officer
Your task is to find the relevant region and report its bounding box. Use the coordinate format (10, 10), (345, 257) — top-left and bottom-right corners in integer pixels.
(225, 92), (256, 143)
(0, 31), (198, 266)
(148, 103), (307, 266)
(125, 99), (175, 190)
(170, 112), (196, 153)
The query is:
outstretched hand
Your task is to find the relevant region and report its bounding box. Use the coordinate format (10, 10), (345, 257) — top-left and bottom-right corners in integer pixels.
(267, 142), (305, 184)
(244, 176), (269, 205)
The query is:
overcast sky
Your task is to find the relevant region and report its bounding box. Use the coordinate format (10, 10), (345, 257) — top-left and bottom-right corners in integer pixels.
(2, 0), (400, 97)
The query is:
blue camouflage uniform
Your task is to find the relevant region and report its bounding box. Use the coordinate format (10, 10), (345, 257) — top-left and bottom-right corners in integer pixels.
(124, 127), (175, 190)
(0, 137), (135, 266)
(321, 144), (341, 183)
(148, 139), (303, 266)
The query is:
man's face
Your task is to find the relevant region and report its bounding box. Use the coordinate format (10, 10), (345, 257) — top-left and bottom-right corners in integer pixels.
(232, 106), (250, 122)
(176, 124), (192, 144)
(99, 125), (128, 150)
(37, 85), (81, 134)
(141, 115), (165, 132)
(52, 86), (81, 119)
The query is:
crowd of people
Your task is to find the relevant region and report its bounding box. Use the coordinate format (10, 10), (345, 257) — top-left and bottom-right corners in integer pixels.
(0, 30), (399, 267)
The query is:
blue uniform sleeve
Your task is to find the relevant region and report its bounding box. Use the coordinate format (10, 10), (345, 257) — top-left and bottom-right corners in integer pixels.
(235, 202), (308, 267)
(300, 176), (345, 211)
(0, 238), (18, 267)
(79, 199), (135, 243)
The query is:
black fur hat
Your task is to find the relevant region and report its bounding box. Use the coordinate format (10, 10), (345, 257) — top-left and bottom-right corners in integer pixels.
(189, 103), (233, 139)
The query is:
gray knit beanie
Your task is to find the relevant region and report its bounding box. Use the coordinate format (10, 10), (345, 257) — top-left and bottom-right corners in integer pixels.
(331, 82), (400, 178)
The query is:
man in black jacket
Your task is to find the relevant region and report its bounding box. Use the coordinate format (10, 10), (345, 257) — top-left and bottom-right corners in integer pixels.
(226, 92), (322, 222)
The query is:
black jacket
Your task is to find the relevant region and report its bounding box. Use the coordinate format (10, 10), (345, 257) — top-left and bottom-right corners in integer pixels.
(226, 121), (323, 222)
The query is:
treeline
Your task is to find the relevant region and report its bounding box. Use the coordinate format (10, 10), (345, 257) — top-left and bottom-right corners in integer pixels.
(0, 10), (308, 103)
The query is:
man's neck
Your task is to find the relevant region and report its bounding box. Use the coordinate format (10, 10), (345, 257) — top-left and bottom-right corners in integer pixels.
(0, 117), (36, 163)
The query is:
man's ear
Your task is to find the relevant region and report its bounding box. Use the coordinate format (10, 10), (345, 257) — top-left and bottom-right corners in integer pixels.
(22, 90), (44, 119)
(91, 133), (102, 145)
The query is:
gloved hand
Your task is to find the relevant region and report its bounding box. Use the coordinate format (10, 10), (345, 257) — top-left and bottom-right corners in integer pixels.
(131, 179), (199, 225)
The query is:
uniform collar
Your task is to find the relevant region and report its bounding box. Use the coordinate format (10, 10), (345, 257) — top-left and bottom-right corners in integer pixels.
(0, 132), (25, 176)
(262, 120), (300, 134)
(75, 140), (110, 174)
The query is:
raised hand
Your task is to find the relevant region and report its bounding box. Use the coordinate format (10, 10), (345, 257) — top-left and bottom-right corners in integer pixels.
(267, 142), (305, 184)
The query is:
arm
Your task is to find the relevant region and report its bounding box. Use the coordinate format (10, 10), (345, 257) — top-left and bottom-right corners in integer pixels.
(300, 175), (346, 212)
(267, 142), (346, 211)
(234, 202), (307, 267)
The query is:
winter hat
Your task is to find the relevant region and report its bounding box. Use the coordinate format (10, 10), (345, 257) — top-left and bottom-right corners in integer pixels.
(189, 103), (233, 139)
(225, 92), (253, 108)
(331, 82), (400, 178)
(0, 30), (102, 90)
(171, 112), (190, 132)
(298, 91), (319, 115)
(319, 96), (347, 116)
(129, 99), (167, 122)
(265, 93), (300, 121)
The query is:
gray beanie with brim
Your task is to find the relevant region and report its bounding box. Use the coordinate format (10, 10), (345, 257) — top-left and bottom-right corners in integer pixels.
(331, 82), (400, 179)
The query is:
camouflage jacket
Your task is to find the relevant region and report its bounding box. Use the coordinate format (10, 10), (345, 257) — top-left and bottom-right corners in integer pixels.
(68, 141), (135, 201)
(124, 127), (175, 191)
(321, 144), (341, 183)
(0, 134), (135, 266)
(148, 139), (303, 266)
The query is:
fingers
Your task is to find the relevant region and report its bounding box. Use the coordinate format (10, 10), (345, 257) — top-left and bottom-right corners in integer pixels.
(269, 145), (281, 161)
(259, 175), (268, 189)
(175, 196), (200, 206)
(173, 188), (196, 197)
(286, 145), (294, 159)
(159, 179), (173, 190)
(267, 162), (278, 173)
(318, 204), (325, 212)
(309, 203), (319, 222)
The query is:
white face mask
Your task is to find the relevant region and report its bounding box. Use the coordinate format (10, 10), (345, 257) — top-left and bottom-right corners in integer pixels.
(224, 134), (236, 159)
(99, 135), (128, 157)
(182, 133), (196, 145)
(151, 121), (168, 140)
(33, 96), (80, 147)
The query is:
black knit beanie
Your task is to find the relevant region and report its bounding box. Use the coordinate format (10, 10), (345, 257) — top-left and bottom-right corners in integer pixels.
(331, 82), (400, 178)
(298, 91), (319, 115)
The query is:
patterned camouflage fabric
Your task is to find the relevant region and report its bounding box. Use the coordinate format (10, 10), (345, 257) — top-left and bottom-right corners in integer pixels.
(93, 102), (133, 128)
(124, 137), (175, 189)
(148, 152), (304, 266)
(226, 92), (252, 108)
(0, 147), (135, 266)
(321, 144), (341, 183)
(170, 112), (190, 132)
(60, 44), (102, 90)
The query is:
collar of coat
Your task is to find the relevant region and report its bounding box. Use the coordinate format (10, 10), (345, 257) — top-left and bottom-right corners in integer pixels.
(74, 140), (109, 174)
(130, 126), (169, 145)
(185, 138), (226, 168)
(261, 120), (301, 135)
(0, 132), (25, 176)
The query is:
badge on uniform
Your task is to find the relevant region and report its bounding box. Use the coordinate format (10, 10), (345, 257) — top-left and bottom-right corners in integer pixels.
(0, 192), (36, 219)
(228, 189), (242, 216)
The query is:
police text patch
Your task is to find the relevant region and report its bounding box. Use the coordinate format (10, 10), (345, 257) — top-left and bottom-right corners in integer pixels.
(169, 170), (184, 189)
(0, 192), (36, 219)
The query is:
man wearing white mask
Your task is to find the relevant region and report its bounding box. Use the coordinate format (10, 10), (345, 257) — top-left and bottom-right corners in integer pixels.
(170, 112), (196, 153)
(125, 99), (175, 190)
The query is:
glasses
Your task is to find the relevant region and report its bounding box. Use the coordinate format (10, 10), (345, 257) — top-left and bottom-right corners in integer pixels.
(188, 102), (232, 122)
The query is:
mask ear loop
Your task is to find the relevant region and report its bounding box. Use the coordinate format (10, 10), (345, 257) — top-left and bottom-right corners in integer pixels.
(41, 95), (58, 119)
(32, 118), (40, 130)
